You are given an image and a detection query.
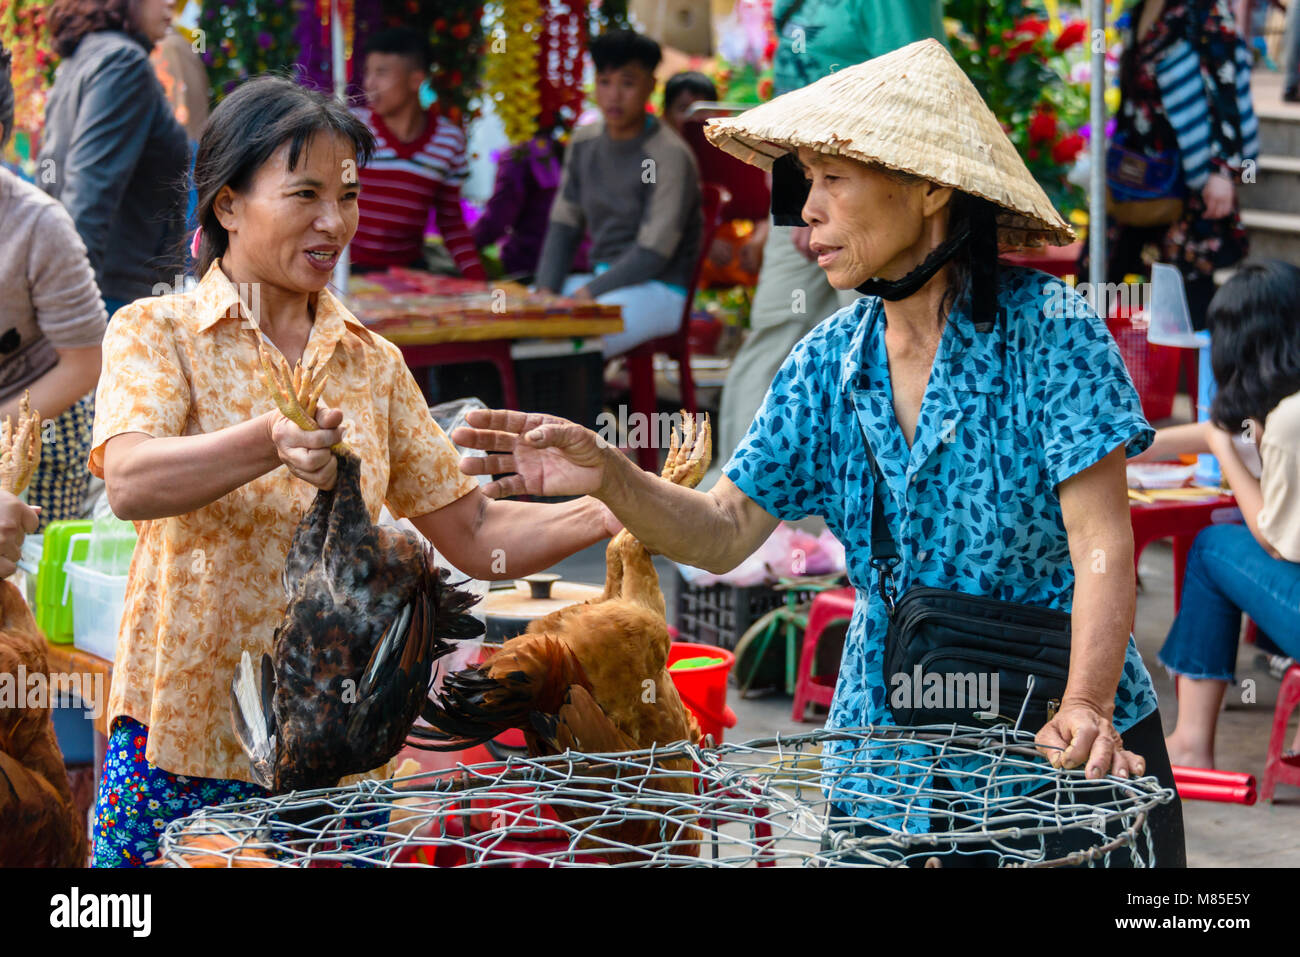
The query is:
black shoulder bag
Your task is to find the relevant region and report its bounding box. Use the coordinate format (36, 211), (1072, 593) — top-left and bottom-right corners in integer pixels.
(862, 442), (1073, 730)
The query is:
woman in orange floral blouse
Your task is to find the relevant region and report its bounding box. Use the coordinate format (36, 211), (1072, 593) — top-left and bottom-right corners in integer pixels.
(87, 77), (620, 867)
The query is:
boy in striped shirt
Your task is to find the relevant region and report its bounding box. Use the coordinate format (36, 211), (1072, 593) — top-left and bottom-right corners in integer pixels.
(351, 28), (485, 279)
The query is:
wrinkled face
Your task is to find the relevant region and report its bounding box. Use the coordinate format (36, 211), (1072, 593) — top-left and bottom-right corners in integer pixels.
(132, 0), (175, 44)
(216, 133), (360, 294)
(362, 52), (424, 117)
(595, 63), (656, 134)
(796, 146), (950, 290)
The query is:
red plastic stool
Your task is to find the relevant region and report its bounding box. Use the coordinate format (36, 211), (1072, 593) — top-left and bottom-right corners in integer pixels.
(1261, 664), (1300, 803)
(791, 588), (854, 722)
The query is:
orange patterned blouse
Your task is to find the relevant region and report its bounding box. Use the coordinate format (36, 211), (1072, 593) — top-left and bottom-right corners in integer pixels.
(89, 261), (477, 783)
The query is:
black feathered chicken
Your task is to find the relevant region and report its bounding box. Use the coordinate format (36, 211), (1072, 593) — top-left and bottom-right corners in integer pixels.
(230, 346), (483, 793)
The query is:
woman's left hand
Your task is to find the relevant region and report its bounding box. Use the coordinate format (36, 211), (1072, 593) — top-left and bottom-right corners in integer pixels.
(1035, 698), (1147, 779)
(1201, 173), (1236, 220)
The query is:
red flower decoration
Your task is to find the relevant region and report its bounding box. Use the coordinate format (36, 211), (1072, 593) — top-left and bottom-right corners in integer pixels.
(1013, 17), (1050, 38)
(108, 792), (119, 805)
(1055, 21), (1088, 53)
(1006, 38), (1037, 62)
(1053, 132), (1086, 164)
(1028, 109), (1058, 144)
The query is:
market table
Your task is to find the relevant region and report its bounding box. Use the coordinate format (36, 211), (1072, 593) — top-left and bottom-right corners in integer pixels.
(1129, 492), (1238, 614)
(344, 270), (624, 414)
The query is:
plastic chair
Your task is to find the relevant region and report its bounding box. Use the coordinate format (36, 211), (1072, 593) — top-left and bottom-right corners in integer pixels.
(791, 587), (855, 722)
(1261, 664), (1300, 803)
(619, 182), (730, 471)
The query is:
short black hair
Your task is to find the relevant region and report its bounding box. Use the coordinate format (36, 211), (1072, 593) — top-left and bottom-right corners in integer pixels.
(1208, 259), (1300, 430)
(664, 71), (717, 110)
(192, 75), (376, 276)
(365, 27), (431, 73)
(589, 29), (661, 74)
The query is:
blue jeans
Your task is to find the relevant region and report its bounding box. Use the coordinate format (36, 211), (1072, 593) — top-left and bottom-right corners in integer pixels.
(560, 273), (686, 358)
(1158, 524), (1300, 682)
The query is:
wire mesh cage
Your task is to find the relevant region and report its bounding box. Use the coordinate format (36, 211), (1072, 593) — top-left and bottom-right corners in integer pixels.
(156, 726), (1176, 868)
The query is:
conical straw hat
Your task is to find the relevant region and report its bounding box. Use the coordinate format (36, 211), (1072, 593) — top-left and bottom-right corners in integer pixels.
(704, 38), (1075, 248)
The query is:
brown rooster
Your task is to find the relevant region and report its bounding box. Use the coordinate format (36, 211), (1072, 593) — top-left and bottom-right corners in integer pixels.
(229, 347), (484, 794)
(411, 414), (711, 859)
(0, 395), (88, 867)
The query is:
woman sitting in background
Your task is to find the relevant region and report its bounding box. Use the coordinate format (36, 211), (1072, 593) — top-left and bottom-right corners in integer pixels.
(1144, 260), (1300, 769)
(0, 41), (105, 528)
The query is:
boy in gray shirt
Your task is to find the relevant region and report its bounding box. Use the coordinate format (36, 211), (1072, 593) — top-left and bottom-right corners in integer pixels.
(534, 30), (701, 357)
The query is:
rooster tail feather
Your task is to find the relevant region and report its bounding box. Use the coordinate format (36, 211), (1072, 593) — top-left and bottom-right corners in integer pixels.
(409, 667), (521, 750)
(230, 650), (276, 790)
(432, 566), (487, 642)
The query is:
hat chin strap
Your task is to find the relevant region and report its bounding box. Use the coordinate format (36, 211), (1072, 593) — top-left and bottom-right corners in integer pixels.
(853, 220), (971, 301)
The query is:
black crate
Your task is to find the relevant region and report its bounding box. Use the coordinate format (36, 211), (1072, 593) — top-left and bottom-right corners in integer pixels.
(672, 570), (841, 651)
(516, 350), (604, 429)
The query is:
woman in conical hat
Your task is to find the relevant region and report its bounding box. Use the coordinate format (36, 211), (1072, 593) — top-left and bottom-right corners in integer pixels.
(452, 38), (1185, 866)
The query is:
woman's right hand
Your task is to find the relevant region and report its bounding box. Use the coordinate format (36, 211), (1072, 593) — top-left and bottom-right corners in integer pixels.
(269, 406), (344, 490)
(452, 409), (612, 500)
(0, 491), (39, 579)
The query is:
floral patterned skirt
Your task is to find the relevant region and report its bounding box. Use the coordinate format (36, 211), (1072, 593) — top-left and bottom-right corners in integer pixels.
(92, 716), (390, 867)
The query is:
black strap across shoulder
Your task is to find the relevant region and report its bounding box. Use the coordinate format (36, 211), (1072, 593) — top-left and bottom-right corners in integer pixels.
(853, 398), (1072, 731)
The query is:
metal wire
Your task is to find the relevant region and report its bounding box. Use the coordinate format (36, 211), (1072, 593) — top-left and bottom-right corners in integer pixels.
(156, 726), (1175, 868)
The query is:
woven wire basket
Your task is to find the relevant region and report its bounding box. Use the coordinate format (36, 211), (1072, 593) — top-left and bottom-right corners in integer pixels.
(156, 726), (1175, 868)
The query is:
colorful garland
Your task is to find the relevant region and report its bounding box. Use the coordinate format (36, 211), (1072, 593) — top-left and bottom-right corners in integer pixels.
(484, 0), (543, 143)
(1, 0), (55, 167)
(429, 2), (485, 126)
(537, 1), (586, 133)
(198, 0), (303, 100)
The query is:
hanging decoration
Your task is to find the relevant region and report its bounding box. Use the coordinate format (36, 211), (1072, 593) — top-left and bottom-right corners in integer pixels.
(199, 0), (304, 100)
(1, 0), (55, 169)
(483, 0), (543, 143)
(315, 0), (356, 60)
(428, 1), (486, 126)
(536, 1), (586, 134)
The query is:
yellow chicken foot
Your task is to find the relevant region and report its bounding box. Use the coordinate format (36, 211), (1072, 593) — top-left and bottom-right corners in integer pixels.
(0, 391), (42, 496)
(257, 341), (351, 455)
(661, 410), (711, 489)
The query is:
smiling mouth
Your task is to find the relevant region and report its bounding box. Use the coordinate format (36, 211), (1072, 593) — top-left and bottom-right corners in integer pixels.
(304, 249), (339, 270)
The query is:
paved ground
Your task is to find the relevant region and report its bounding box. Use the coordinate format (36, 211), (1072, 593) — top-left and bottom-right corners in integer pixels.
(545, 432), (1300, 866)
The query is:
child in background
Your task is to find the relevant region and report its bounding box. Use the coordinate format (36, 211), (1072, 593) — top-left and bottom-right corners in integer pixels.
(534, 30), (701, 358)
(662, 71), (717, 136)
(352, 28), (485, 279)
(1147, 260), (1300, 769)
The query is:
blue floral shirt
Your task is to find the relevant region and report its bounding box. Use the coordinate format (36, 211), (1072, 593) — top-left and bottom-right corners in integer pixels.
(724, 267), (1159, 829)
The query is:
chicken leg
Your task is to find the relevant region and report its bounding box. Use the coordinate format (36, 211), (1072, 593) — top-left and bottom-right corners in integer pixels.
(257, 341), (350, 455)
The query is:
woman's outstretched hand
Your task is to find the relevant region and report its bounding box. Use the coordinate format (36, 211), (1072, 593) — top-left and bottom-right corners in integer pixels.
(453, 409), (613, 500)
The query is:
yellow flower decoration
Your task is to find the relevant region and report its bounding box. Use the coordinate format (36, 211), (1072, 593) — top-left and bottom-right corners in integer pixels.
(484, 0), (543, 144)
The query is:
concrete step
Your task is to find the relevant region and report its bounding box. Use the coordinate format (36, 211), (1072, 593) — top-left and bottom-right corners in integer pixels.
(1256, 104), (1300, 156)
(1241, 208), (1300, 262)
(1241, 155), (1300, 216)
